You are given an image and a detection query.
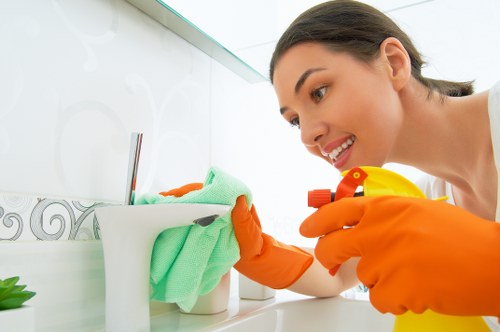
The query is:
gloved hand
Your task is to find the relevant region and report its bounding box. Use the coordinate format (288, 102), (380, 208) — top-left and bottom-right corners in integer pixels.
(232, 196), (313, 289)
(300, 195), (500, 316)
(161, 184), (313, 289)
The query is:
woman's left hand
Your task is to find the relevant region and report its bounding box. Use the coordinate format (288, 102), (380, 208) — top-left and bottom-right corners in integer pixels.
(300, 196), (500, 317)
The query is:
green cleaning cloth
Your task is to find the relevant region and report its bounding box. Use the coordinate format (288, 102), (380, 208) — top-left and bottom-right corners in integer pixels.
(135, 167), (251, 312)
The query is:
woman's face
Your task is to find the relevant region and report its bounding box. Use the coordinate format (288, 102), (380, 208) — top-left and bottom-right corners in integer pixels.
(273, 42), (404, 172)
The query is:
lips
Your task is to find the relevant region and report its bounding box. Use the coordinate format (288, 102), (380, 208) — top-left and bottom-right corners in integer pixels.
(321, 135), (356, 163)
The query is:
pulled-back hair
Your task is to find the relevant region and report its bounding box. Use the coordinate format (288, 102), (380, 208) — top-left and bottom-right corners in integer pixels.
(269, 0), (473, 97)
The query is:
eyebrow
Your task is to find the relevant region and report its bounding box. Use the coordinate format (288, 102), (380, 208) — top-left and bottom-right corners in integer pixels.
(295, 67), (326, 94)
(280, 67), (327, 115)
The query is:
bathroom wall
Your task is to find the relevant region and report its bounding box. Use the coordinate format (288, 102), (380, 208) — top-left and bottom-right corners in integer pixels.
(0, 0), (229, 330)
(0, 0), (217, 242)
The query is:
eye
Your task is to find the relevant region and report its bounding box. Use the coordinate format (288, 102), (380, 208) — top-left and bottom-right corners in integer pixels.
(311, 86), (327, 103)
(289, 117), (300, 128)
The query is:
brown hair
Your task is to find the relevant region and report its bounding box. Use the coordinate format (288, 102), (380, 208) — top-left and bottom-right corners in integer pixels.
(269, 0), (473, 97)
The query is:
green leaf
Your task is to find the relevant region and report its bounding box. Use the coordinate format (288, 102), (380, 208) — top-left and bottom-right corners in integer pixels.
(0, 278), (19, 297)
(0, 285), (16, 300)
(11, 285), (27, 292)
(0, 291), (36, 310)
(0, 277), (36, 310)
(0, 277), (20, 288)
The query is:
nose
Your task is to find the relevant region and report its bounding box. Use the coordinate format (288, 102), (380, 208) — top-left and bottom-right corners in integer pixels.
(300, 117), (327, 147)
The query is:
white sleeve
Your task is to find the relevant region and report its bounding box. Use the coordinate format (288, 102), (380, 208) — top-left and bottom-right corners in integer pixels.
(414, 173), (454, 204)
(488, 81), (500, 221)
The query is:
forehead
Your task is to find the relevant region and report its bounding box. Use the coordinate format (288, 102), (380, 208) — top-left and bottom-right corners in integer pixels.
(273, 43), (373, 92)
(274, 43), (331, 77)
(273, 43), (346, 96)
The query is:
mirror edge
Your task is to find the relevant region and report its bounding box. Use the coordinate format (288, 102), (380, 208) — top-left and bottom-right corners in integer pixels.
(126, 0), (268, 83)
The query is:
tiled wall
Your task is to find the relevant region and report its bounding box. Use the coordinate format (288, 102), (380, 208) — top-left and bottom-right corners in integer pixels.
(0, 0), (219, 242)
(0, 193), (107, 241)
(1, 240), (107, 332)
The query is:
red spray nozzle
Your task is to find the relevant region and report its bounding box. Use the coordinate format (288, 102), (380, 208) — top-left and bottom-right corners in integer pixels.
(308, 189), (335, 208)
(308, 167), (369, 208)
(308, 189), (364, 208)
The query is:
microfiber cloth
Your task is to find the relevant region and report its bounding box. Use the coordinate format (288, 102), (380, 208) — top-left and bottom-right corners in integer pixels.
(135, 167), (251, 311)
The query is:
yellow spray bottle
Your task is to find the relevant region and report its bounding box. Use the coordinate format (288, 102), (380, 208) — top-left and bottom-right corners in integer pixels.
(308, 166), (491, 332)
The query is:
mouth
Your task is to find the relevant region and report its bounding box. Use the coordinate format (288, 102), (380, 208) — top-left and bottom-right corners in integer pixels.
(321, 135), (356, 163)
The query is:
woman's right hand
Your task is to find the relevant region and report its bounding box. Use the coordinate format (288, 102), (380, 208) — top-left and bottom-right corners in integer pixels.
(300, 195), (500, 316)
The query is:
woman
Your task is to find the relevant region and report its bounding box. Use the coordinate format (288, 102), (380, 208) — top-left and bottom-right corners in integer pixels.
(264, 0), (500, 319)
(167, 0), (500, 321)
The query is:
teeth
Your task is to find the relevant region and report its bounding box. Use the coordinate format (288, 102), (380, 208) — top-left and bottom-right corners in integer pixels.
(322, 135), (356, 161)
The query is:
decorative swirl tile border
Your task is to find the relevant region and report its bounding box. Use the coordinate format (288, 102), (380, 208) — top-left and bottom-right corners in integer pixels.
(0, 192), (116, 241)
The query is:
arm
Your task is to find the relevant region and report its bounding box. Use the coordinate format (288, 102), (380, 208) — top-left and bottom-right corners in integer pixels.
(287, 250), (360, 297)
(162, 185), (359, 298)
(231, 195), (360, 296)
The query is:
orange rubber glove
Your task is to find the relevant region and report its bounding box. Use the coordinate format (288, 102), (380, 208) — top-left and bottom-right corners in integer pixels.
(300, 196), (500, 316)
(161, 184), (313, 289)
(232, 196), (313, 289)
(159, 183), (203, 197)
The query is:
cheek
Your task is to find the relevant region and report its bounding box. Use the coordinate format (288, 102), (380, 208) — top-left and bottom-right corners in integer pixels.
(342, 96), (402, 165)
(348, 79), (402, 136)
(353, 109), (402, 165)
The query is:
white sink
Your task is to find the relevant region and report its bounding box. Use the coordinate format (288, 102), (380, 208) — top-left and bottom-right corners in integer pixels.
(209, 293), (394, 332)
(149, 285), (395, 332)
(211, 297), (394, 331)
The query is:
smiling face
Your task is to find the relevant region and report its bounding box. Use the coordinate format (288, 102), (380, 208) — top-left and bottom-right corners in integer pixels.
(273, 42), (404, 172)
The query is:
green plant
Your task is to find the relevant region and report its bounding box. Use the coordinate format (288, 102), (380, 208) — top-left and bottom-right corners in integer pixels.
(0, 276), (36, 310)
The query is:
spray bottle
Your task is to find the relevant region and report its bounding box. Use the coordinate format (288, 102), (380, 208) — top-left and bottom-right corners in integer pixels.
(308, 166), (491, 332)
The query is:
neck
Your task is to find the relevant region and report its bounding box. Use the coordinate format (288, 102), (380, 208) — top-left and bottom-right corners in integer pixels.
(390, 80), (495, 201)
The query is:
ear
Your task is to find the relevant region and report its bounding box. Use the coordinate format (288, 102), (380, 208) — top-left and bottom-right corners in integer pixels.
(379, 37), (411, 91)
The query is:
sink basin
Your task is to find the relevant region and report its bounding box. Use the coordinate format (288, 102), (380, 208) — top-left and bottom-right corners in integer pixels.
(149, 285), (395, 332)
(208, 293), (395, 332)
(211, 298), (393, 331)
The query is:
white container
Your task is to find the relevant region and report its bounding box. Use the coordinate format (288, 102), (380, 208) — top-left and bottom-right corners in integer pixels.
(96, 203), (231, 332)
(238, 274), (275, 300)
(0, 306), (35, 332)
(181, 271), (231, 314)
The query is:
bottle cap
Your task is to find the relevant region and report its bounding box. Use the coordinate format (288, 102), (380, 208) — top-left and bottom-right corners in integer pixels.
(308, 189), (332, 208)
